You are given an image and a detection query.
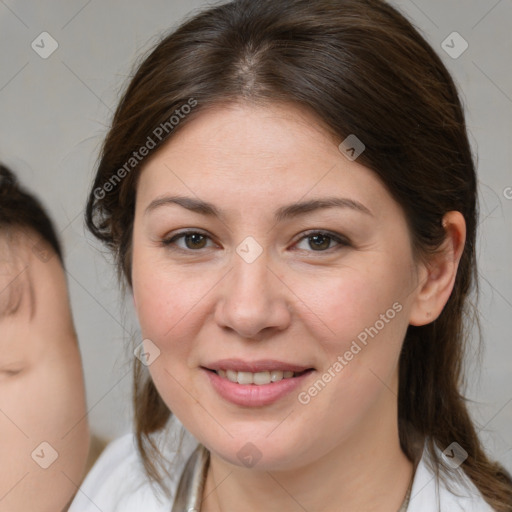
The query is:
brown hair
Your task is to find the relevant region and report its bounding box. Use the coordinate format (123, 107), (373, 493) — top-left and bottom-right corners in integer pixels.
(85, 0), (512, 508)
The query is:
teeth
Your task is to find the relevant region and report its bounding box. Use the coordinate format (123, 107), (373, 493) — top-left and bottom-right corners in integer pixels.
(216, 369), (298, 385)
(237, 371), (253, 385)
(270, 370), (284, 382)
(254, 371), (272, 385)
(226, 370), (238, 383)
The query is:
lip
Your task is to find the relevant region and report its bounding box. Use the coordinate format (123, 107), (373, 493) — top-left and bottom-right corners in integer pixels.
(201, 361), (315, 407)
(203, 358), (312, 373)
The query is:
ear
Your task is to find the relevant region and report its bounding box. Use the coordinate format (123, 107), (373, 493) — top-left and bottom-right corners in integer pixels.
(408, 211), (466, 326)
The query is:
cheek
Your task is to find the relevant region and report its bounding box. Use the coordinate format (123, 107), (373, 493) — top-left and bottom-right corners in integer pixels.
(132, 252), (214, 343)
(294, 255), (411, 414)
(0, 351), (89, 509)
(297, 257), (411, 349)
(131, 260), (209, 405)
(0, 388), (30, 487)
(295, 258), (411, 412)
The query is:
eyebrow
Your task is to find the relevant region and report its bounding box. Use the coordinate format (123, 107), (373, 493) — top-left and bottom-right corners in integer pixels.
(145, 195), (373, 221)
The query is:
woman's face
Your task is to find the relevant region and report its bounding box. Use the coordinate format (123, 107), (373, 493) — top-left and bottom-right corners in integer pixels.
(132, 102), (424, 470)
(0, 236), (89, 512)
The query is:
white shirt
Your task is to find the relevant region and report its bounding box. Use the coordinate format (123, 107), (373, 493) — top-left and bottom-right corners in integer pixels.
(69, 416), (494, 512)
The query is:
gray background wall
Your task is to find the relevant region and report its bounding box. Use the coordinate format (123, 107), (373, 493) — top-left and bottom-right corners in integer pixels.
(0, 0), (510, 473)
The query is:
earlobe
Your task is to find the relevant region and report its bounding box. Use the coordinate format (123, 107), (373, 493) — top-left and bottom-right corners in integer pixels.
(408, 211), (466, 326)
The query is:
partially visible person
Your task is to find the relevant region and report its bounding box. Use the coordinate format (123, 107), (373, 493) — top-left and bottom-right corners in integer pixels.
(0, 164), (92, 511)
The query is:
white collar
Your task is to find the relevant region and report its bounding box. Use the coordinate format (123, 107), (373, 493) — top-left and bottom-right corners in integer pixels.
(407, 442), (494, 511)
(169, 439), (493, 512)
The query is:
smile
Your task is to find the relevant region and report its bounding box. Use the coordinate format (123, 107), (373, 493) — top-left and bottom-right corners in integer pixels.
(214, 369), (306, 385)
(201, 360), (315, 406)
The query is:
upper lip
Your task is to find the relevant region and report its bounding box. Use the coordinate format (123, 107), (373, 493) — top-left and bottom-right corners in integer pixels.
(203, 359), (314, 373)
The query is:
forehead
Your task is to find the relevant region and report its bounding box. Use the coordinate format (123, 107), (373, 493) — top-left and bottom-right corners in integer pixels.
(138, 103), (376, 195)
(0, 236), (34, 320)
(156, 101), (337, 166)
(136, 102), (387, 212)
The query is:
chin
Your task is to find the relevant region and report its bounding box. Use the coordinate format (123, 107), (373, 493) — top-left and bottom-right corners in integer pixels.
(204, 434), (308, 472)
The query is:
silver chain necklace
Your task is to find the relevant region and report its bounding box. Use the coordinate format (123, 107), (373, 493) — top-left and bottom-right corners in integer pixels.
(171, 444), (413, 512)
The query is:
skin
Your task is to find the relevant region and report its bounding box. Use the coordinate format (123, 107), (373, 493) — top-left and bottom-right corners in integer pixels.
(0, 234), (90, 512)
(131, 102), (465, 511)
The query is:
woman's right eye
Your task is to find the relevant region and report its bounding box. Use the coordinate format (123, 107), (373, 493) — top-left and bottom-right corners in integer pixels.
(162, 230), (215, 252)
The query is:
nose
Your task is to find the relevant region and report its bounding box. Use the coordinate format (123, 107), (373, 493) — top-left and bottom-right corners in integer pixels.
(214, 248), (292, 340)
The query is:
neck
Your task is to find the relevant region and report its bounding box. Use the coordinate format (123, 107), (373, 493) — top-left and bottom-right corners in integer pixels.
(201, 376), (415, 512)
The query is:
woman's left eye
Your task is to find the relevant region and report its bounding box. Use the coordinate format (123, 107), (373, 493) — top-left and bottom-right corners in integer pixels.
(294, 231), (349, 252)
(162, 230), (349, 253)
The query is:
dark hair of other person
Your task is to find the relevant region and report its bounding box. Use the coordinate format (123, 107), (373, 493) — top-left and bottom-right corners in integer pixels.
(0, 164), (63, 264)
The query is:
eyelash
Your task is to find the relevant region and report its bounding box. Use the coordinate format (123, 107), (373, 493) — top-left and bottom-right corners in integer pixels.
(161, 229), (350, 255)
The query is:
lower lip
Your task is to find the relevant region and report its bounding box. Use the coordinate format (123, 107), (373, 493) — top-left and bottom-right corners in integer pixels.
(202, 368), (314, 407)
